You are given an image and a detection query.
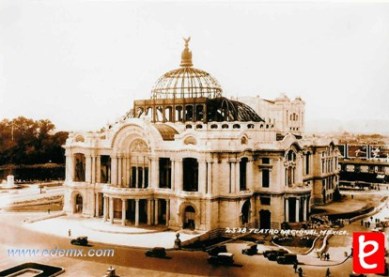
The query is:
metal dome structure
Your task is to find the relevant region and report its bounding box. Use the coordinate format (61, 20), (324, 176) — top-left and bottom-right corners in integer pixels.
(151, 37), (222, 100)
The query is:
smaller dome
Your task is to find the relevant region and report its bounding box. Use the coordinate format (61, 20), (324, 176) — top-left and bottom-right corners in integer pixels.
(206, 97), (264, 122)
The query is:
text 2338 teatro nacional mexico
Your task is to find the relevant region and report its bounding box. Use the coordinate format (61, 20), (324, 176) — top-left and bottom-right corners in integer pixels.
(63, 39), (340, 231)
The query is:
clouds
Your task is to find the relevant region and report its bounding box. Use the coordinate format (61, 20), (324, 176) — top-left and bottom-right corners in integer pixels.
(1, 1), (388, 133)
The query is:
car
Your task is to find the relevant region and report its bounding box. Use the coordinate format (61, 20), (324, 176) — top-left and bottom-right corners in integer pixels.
(277, 254), (298, 264)
(206, 245), (227, 256)
(207, 252), (234, 266)
(145, 247), (167, 258)
(266, 249), (288, 261)
(241, 243), (257, 256)
(70, 236), (88, 246)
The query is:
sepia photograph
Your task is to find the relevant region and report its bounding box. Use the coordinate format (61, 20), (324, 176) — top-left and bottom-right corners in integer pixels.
(0, 1), (388, 276)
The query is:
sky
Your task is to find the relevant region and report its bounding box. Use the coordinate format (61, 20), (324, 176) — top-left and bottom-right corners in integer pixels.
(1, 0), (389, 134)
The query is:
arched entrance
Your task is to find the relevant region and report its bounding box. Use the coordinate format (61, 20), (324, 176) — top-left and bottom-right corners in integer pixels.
(183, 205), (196, 230)
(75, 194), (83, 213)
(241, 200), (250, 226)
(259, 210), (271, 229)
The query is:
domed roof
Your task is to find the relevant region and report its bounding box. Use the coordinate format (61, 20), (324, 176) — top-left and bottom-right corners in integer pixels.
(206, 97), (264, 122)
(151, 38), (222, 100)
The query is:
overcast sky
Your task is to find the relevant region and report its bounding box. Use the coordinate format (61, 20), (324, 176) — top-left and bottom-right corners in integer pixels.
(1, 1), (389, 134)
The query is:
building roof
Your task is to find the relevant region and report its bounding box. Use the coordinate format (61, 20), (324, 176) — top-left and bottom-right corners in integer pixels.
(154, 124), (178, 141)
(206, 97), (264, 122)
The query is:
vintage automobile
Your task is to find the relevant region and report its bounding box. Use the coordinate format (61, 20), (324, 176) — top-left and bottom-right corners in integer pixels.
(70, 236), (88, 246)
(206, 245), (227, 256)
(266, 249), (288, 261)
(145, 247), (167, 258)
(207, 252), (234, 266)
(241, 243), (258, 256)
(276, 253), (298, 264)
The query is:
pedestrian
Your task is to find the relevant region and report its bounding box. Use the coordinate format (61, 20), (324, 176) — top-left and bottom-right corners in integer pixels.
(326, 267), (331, 277)
(48, 208), (50, 214)
(298, 267), (303, 277)
(68, 229), (71, 237)
(293, 262), (298, 273)
(327, 253), (330, 261)
(360, 219), (363, 226)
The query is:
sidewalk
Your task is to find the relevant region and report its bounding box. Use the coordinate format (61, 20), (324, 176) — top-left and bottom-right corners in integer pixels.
(22, 215), (201, 249)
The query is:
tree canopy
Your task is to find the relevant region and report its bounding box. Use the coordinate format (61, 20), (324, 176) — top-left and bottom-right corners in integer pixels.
(0, 117), (68, 166)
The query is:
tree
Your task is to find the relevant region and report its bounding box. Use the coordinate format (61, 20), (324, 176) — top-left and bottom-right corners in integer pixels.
(0, 117), (68, 166)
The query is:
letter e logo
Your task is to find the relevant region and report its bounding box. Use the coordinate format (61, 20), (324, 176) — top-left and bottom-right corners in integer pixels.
(353, 232), (385, 274)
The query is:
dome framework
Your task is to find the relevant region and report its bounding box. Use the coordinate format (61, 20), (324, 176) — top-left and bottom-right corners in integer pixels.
(133, 38), (263, 124)
(151, 67), (222, 100)
(151, 37), (222, 100)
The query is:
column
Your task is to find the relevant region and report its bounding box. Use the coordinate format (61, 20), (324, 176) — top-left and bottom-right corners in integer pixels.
(122, 156), (127, 187)
(121, 199), (126, 226)
(166, 199), (170, 226)
(95, 193), (99, 217)
(285, 198), (289, 222)
(96, 156), (101, 183)
(174, 159), (183, 192)
(91, 155), (96, 184)
(250, 197), (255, 225)
(135, 199), (139, 227)
(235, 159), (240, 192)
(118, 155), (122, 187)
(247, 159), (253, 191)
(109, 197), (114, 224)
(135, 157), (139, 188)
(171, 160), (175, 191)
(206, 160), (212, 194)
(111, 155), (117, 185)
(103, 197), (108, 221)
(142, 157), (146, 188)
(302, 197), (307, 221)
(230, 160), (235, 193)
(147, 199), (152, 225)
(295, 198), (300, 223)
(150, 156), (158, 189)
(198, 159), (206, 194)
(154, 199), (159, 225)
(65, 153), (74, 182)
(85, 155), (92, 183)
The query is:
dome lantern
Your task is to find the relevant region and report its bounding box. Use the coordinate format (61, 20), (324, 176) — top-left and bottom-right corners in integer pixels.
(151, 38), (223, 100)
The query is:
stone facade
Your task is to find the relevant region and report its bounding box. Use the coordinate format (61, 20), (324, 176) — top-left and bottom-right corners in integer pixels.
(63, 40), (339, 231)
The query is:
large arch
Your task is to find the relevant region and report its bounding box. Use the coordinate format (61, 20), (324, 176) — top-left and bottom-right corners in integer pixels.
(179, 202), (199, 230)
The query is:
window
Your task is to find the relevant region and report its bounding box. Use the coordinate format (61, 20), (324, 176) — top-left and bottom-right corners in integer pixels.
(183, 158), (198, 191)
(260, 197), (271, 205)
(159, 158), (171, 188)
(131, 167), (137, 188)
(305, 153), (310, 175)
(262, 169), (270, 188)
(100, 155), (111, 183)
(262, 158), (270, 164)
(240, 158), (248, 190)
